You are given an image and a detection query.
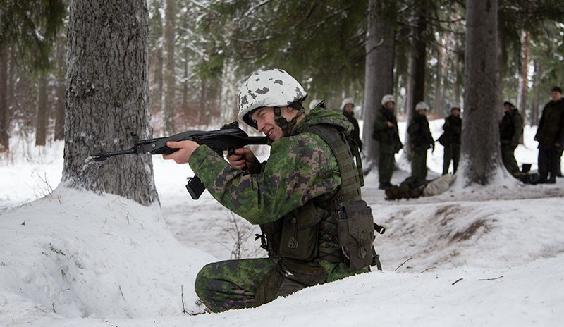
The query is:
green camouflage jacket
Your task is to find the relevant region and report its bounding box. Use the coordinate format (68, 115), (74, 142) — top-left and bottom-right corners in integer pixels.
(188, 107), (353, 226)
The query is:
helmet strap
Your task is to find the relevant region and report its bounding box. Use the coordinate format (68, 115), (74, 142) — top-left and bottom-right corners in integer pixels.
(274, 106), (303, 136)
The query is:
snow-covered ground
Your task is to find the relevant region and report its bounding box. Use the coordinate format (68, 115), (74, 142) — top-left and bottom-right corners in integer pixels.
(1, 120), (563, 326)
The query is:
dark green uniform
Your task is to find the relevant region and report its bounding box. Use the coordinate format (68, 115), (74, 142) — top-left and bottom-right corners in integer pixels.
(407, 113), (434, 184)
(439, 115), (461, 175)
(499, 108), (523, 175)
(189, 108), (369, 312)
(344, 111), (362, 150)
(535, 98), (564, 182)
(372, 106), (403, 188)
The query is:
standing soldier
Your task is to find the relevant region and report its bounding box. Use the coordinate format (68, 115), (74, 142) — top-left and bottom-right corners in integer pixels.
(162, 69), (377, 312)
(372, 94), (403, 190)
(439, 106), (462, 175)
(499, 101), (523, 176)
(535, 86), (564, 183)
(342, 97), (362, 150)
(408, 102), (434, 185)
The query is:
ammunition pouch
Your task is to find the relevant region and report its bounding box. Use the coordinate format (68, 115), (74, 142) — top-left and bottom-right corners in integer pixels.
(336, 200), (376, 270)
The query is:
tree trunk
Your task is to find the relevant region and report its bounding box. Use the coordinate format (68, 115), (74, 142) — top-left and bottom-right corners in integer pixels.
(531, 60), (540, 125)
(404, 0), (428, 159)
(462, 0), (500, 185)
(0, 46), (8, 152)
(63, 0), (159, 205)
(517, 30), (529, 123)
(35, 72), (49, 146)
(362, 0), (396, 164)
(220, 57), (238, 123)
(54, 31), (66, 141)
(163, 0), (176, 134)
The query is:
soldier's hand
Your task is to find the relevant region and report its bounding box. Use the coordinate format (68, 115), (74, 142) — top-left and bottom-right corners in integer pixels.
(163, 140), (200, 164)
(228, 147), (258, 172)
(386, 122), (394, 128)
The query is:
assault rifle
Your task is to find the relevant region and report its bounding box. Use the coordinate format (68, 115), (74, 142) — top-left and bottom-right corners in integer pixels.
(90, 122), (268, 199)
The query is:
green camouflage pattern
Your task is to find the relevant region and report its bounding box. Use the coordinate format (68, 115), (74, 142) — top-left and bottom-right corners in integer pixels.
(195, 258), (368, 312)
(189, 107), (351, 225)
(189, 108), (369, 312)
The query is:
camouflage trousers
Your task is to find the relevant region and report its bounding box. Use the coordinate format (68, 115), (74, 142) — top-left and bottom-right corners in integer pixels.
(378, 150), (395, 185)
(195, 258), (318, 313)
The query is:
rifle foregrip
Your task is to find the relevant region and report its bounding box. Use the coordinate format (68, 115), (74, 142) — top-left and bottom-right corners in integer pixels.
(186, 176), (205, 199)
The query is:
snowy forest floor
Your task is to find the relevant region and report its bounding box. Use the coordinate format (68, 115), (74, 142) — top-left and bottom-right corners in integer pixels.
(1, 120), (563, 326)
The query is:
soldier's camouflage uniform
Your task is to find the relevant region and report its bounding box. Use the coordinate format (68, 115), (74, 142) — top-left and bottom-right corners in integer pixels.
(407, 112), (434, 184)
(188, 108), (368, 312)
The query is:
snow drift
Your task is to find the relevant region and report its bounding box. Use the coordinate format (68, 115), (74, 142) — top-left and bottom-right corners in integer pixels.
(0, 187), (213, 323)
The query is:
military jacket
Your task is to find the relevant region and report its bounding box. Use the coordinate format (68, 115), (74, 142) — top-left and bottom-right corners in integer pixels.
(499, 109), (523, 146)
(189, 107), (363, 279)
(372, 106), (403, 153)
(536, 99), (564, 148)
(408, 113), (434, 148)
(440, 115), (461, 145)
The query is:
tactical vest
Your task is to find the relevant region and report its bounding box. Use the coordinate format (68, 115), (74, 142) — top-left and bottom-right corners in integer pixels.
(258, 122), (377, 271)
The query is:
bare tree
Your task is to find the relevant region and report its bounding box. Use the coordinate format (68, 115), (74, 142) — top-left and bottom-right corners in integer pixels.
(0, 46), (8, 151)
(362, 0), (396, 164)
(35, 72), (49, 146)
(54, 31), (66, 141)
(163, 0), (176, 133)
(461, 0), (501, 185)
(404, 0), (428, 158)
(63, 0), (159, 205)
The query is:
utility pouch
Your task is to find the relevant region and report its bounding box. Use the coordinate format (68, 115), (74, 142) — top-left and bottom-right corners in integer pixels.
(279, 203), (325, 261)
(337, 200), (375, 270)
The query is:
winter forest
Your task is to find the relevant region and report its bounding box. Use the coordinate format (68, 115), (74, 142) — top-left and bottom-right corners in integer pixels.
(1, 0), (564, 326)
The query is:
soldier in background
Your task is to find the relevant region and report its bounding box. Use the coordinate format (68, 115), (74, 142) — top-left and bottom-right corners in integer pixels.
(438, 106), (462, 175)
(372, 94), (403, 190)
(499, 101), (523, 176)
(407, 102), (434, 185)
(535, 86), (564, 183)
(342, 97), (362, 150)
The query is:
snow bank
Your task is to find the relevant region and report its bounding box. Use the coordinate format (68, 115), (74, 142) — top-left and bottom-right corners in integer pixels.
(0, 187), (214, 324)
(374, 197), (564, 271)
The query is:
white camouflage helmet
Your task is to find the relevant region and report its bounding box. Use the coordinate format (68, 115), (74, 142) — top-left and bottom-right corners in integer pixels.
(238, 68), (307, 128)
(341, 97), (354, 109)
(381, 94), (395, 106)
(415, 101), (430, 111)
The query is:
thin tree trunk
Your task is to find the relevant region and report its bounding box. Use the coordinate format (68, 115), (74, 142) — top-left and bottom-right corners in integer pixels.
(362, 0), (396, 164)
(63, 0), (158, 205)
(35, 72), (49, 146)
(517, 30), (529, 123)
(220, 57), (238, 123)
(462, 0), (500, 185)
(404, 0), (428, 159)
(0, 46), (8, 152)
(163, 0), (176, 133)
(532, 60), (540, 125)
(54, 31), (66, 141)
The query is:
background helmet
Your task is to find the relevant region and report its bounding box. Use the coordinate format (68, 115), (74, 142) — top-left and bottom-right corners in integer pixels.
(381, 94), (395, 106)
(415, 101), (430, 111)
(238, 69), (307, 128)
(341, 97), (354, 109)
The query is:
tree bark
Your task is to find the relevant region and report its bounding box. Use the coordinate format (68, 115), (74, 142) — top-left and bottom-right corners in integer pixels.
(35, 72), (49, 146)
(63, 0), (159, 205)
(404, 0), (428, 159)
(362, 0), (396, 164)
(462, 0), (500, 185)
(163, 0), (176, 133)
(0, 46), (8, 152)
(517, 30), (529, 123)
(220, 57), (238, 123)
(531, 60), (540, 125)
(54, 31), (66, 141)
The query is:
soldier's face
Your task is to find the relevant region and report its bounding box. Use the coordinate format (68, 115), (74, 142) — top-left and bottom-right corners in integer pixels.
(251, 107), (287, 141)
(451, 109), (460, 117)
(384, 101), (395, 111)
(344, 104), (354, 113)
(551, 91), (561, 101)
